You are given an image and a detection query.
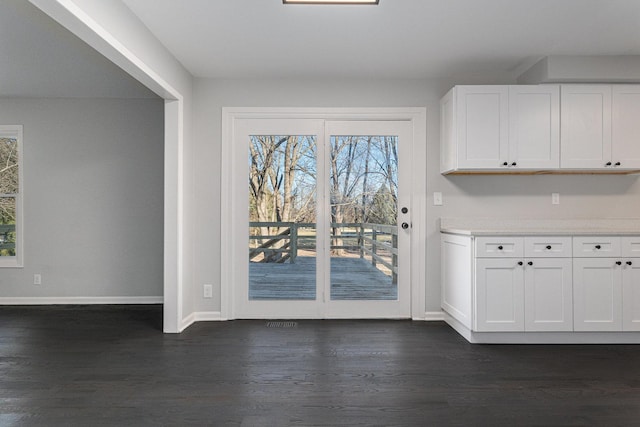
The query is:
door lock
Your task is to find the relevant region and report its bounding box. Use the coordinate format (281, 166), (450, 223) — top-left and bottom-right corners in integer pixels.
(401, 207), (408, 214)
(401, 222), (409, 230)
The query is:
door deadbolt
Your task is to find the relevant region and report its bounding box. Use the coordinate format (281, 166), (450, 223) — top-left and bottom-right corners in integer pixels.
(401, 222), (409, 230)
(401, 207), (408, 214)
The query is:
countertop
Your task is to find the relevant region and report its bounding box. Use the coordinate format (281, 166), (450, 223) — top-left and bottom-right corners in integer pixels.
(440, 218), (640, 236)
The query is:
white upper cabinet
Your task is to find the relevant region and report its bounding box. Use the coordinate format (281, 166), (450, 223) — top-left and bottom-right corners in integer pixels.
(440, 85), (559, 173)
(441, 85), (508, 172)
(561, 85), (612, 169)
(442, 84), (640, 174)
(509, 85), (560, 169)
(561, 84), (640, 171)
(612, 85), (640, 169)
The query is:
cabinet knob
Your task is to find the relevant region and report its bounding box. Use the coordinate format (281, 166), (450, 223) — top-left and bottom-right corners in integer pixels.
(497, 245), (503, 250)
(517, 261), (523, 266)
(546, 245), (552, 250)
(511, 162), (517, 167)
(606, 162), (612, 166)
(527, 261), (533, 266)
(616, 261), (622, 266)
(595, 245), (601, 250)
(615, 162), (621, 166)
(627, 261), (633, 266)
(502, 162), (508, 166)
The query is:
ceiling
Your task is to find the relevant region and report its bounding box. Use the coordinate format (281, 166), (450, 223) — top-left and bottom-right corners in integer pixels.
(0, 0), (156, 98)
(2, 0), (640, 99)
(122, 0), (640, 80)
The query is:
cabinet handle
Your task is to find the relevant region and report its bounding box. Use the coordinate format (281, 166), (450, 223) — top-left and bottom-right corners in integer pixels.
(616, 261), (622, 266)
(527, 261), (533, 266)
(595, 245), (601, 250)
(546, 245), (552, 250)
(517, 261), (523, 266)
(605, 162), (612, 166)
(615, 162), (621, 166)
(511, 162), (517, 167)
(502, 162), (508, 166)
(497, 245), (503, 250)
(627, 261), (633, 266)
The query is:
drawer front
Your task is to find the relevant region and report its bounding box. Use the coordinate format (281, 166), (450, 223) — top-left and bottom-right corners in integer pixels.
(524, 236), (572, 258)
(573, 236), (621, 257)
(476, 237), (523, 258)
(622, 236), (640, 258)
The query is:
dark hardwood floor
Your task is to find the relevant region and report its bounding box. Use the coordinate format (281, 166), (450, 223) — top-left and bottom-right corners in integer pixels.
(1, 306), (640, 426)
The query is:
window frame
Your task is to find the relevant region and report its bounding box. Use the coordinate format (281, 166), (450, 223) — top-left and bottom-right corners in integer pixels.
(0, 125), (23, 268)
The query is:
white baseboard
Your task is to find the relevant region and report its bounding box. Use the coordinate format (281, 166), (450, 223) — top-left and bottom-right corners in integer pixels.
(194, 311), (224, 321)
(180, 311), (225, 332)
(423, 311), (445, 321)
(0, 296), (163, 305)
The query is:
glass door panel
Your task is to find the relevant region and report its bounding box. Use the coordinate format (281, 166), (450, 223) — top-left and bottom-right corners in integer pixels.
(248, 135), (317, 300)
(329, 135), (399, 301)
(233, 118), (325, 319)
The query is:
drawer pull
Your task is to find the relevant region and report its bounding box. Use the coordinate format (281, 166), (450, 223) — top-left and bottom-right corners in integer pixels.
(497, 245), (503, 250)
(616, 261), (622, 266)
(502, 162), (508, 166)
(517, 261), (523, 266)
(615, 162), (621, 166)
(606, 162), (612, 166)
(595, 245), (601, 250)
(627, 261), (633, 266)
(546, 245), (552, 250)
(527, 261), (533, 266)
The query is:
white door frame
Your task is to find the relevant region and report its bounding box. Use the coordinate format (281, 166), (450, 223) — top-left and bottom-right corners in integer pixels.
(221, 107), (427, 320)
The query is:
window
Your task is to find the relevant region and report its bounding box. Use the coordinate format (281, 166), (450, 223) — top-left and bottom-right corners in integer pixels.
(0, 125), (23, 267)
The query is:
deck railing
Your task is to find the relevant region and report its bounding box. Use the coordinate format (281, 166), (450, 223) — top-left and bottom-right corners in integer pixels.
(249, 221), (398, 282)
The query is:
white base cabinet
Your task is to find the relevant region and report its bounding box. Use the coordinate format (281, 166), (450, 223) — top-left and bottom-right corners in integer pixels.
(573, 258), (622, 331)
(524, 258), (573, 332)
(475, 258), (524, 332)
(474, 236), (572, 332)
(623, 260), (640, 331)
(442, 233), (640, 342)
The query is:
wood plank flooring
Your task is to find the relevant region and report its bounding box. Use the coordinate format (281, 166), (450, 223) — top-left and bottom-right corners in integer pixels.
(2, 305), (640, 426)
(250, 256), (397, 300)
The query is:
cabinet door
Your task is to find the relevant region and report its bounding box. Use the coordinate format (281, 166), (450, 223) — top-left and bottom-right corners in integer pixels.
(612, 85), (640, 169)
(560, 85), (612, 169)
(622, 258), (640, 331)
(524, 258), (573, 331)
(456, 86), (509, 169)
(509, 85), (560, 169)
(475, 258), (524, 331)
(573, 258), (622, 331)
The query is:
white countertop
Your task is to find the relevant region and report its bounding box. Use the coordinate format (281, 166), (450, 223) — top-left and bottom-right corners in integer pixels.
(440, 218), (640, 236)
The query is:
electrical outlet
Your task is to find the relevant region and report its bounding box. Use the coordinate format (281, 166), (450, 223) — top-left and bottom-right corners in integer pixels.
(34, 274), (42, 285)
(203, 284), (213, 299)
(433, 192), (443, 206)
(552, 193), (560, 205)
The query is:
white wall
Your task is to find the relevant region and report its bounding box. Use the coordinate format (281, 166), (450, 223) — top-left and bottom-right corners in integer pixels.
(193, 77), (640, 316)
(0, 97), (164, 301)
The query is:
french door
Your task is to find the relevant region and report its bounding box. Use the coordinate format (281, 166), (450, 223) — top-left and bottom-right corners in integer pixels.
(231, 118), (412, 318)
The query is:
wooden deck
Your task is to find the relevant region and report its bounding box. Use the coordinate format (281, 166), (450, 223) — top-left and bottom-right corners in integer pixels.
(249, 256), (397, 300)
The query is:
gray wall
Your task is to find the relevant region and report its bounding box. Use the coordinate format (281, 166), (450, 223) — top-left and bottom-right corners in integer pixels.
(192, 77), (640, 315)
(0, 97), (164, 299)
